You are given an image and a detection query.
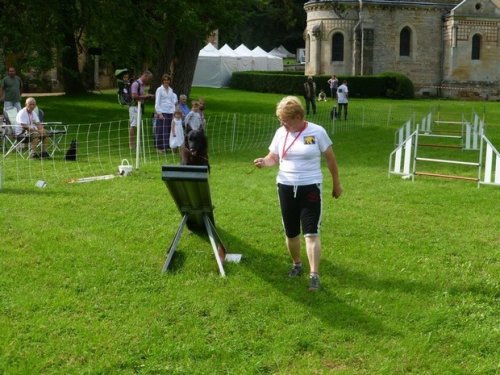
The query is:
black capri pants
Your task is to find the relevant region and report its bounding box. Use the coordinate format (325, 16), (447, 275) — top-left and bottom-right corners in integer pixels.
(277, 183), (322, 238)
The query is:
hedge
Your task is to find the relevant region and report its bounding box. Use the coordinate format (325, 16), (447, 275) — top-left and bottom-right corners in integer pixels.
(229, 71), (414, 99)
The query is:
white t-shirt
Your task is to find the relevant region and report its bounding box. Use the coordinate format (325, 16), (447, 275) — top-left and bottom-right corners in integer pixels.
(15, 108), (40, 135)
(337, 84), (348, 104)
(269, 121), (332, 185)
(185, 111), (203, 131)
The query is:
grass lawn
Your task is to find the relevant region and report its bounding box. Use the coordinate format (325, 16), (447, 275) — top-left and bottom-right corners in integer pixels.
(1, 89), (499, 374)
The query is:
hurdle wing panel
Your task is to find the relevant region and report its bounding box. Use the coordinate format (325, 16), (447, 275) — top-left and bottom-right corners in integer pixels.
(480, 138), (500, 186)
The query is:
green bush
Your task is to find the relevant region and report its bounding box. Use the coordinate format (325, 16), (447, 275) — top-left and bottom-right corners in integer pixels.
(230, 71), (414, 99)
(379, 72), (415, 99)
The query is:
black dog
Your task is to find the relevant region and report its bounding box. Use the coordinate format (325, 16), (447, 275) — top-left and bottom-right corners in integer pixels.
(181, 129), (209, 171)
(65, 139), (77, 161)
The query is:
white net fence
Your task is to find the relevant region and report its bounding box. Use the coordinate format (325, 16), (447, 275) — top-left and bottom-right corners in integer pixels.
(3, 102), (488, 187)
(1, 109), (372, 187)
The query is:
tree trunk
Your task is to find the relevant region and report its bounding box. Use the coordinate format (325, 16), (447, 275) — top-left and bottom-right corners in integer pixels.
(60, 31), (86, 94)
(58, 1), (86, 95)
(172, 38), (202, 99)
(151, 31), (177, 94)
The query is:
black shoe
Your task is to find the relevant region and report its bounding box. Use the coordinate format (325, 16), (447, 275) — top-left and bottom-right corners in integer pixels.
(30, 152), (40, 159)
(288, 263), (303, 277)
(308, 274), (320, 292)
(40, 152), (51, 158)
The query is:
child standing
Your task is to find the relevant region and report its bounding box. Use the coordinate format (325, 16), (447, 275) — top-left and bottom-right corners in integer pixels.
(184, 101), (204, 134)
(169, 109), (184, 151)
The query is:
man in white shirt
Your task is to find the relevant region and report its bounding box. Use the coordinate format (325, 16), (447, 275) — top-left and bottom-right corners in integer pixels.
(336, 80), (349, 120)
(15, 97), (49, 158)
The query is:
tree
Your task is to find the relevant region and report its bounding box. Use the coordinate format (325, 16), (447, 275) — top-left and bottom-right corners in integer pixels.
(0, 0), (299, 96)
(137, 0), (256, 97)
(0, 0), (93, 94)
(218, 0), (306, 53)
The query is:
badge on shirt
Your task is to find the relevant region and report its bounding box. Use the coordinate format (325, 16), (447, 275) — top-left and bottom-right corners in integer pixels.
(303, 136), (316, 145)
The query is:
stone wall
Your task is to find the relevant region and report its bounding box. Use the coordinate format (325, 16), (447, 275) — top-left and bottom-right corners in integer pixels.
(304, 0), (500, 98)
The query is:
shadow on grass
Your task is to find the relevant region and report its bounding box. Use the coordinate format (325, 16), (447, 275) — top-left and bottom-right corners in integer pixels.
(215, 227), (394, 336)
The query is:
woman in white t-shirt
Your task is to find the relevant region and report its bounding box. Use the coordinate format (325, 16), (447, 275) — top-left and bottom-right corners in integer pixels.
(254, 96), (343, 291)
(154, 74), (178, 152)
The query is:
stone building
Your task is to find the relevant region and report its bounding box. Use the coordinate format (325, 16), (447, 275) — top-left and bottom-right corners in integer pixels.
(304, 0), (500, 97)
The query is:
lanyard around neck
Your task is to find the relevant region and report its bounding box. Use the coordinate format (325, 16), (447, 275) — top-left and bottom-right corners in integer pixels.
(281, 122), (307, 160)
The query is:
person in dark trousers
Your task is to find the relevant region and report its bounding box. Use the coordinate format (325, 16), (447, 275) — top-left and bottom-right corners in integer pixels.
(303, 76), (316, 115)
(254, 96), (343, 291)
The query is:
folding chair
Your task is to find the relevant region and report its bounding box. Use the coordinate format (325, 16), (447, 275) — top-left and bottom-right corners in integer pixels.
(1, 107), (31, 158)
(45, 123), (68, 156)
(33, 106), (68, 156)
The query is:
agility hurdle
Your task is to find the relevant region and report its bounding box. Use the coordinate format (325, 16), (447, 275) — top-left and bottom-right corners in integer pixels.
(389, 122), (500, 187)
(417, 111), (483, 151)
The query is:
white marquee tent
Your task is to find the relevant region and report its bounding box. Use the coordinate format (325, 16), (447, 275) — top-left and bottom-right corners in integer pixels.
(192, 43), (284, 88)
(219, 44), (252, 72)
(234, 44), (265, 70)
(269, 45), (296, 58)
(252, 46), (283, 71)
(192, 43), (238, 88)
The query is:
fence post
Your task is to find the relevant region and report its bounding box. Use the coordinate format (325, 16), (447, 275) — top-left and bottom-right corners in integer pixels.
(231, 113), (237, 152)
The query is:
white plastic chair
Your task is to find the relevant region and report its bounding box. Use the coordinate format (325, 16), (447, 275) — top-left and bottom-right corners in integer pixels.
(1, 107), (31, 158)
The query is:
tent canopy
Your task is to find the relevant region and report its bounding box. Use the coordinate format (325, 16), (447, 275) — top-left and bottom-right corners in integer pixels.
(252, 46), (283, 71)
(192, 43), (283, 88)
(269, 45), (296, 58)
(192, 43), (238, 88)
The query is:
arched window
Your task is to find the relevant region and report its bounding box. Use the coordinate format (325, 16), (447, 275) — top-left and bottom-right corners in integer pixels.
(400, 27), (411, 56)
(332, 33), (344, 61)
(471, 34), (481, 60)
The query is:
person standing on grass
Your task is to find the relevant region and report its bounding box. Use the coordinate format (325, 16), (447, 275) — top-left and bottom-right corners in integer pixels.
(327, 74), (338, 99)
(336, 80), (349, 120)
(154, 73), (178, 153)
(129, 70), (154, 150)
(183, 101), (204, 134)
(253, 96), (343, 292)
(303, 76), (316, 115)
(1, 66), (23, 112)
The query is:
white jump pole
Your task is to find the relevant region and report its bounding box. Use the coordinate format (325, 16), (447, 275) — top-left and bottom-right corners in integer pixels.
(135, 101), (142, 170)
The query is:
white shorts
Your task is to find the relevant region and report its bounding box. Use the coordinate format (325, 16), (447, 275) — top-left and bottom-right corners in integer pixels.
(129, 106), (138, 127)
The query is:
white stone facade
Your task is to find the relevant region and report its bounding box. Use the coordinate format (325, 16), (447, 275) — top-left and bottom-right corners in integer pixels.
(304, 0), (500, 98)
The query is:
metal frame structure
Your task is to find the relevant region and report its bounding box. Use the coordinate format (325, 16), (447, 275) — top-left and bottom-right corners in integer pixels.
(161, 165), (229, 276)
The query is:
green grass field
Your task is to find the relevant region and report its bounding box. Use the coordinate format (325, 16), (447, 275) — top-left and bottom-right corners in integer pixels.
(1, 89), (499, 374)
